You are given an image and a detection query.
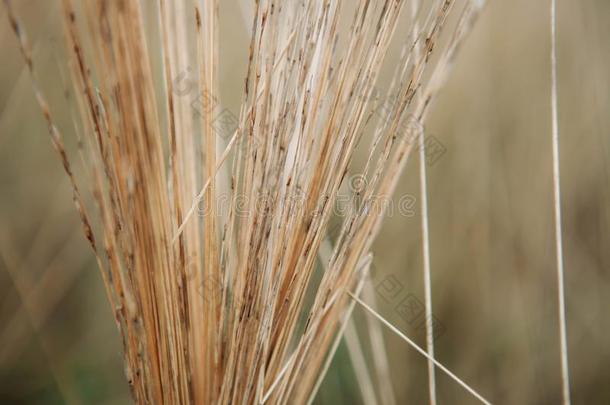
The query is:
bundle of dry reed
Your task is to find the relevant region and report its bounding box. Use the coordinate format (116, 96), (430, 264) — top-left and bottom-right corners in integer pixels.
(5, 0), (484, 403)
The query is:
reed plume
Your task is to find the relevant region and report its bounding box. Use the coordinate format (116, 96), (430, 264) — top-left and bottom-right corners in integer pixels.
(5, 0), (484, 403)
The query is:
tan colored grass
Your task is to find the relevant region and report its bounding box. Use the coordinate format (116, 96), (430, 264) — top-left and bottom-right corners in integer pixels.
(4, 0), (484, 403)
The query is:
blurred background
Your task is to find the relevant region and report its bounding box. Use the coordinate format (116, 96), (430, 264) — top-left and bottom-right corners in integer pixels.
(1, 0), (609, 404)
